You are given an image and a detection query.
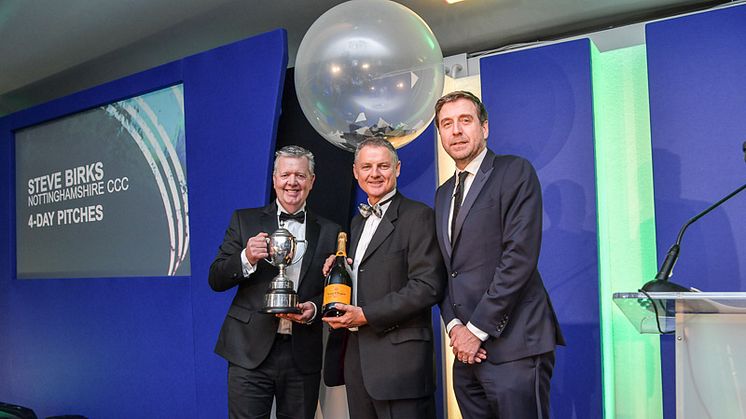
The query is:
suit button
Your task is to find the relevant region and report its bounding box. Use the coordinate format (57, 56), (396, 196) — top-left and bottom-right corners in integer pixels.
(451, 271), (458, 278)
(359, 268), (365, 273)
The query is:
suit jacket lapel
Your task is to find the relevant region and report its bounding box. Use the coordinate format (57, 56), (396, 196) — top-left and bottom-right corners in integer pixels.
(452, 150), (495, 247)
(436, 178), (455, 259)
(261, 202), (279, 236)
(360, 194), (399, 265)
(298, 211), (320, 285)
(257, 204), (280, 278)
(349, 215), (364, 260)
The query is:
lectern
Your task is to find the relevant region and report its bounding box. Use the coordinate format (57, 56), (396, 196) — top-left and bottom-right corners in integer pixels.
(614, 292), (746, 418)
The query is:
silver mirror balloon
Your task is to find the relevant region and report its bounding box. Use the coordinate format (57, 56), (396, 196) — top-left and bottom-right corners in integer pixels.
(295, 0), (444, 152)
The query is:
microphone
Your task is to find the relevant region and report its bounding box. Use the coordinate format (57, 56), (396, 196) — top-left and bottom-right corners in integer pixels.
(641, 181), (746, 292)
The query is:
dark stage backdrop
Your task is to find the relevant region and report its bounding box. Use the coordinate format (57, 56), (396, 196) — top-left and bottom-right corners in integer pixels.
(0, 30), (287, 418)
(647, 5), (746, 418)
(480, 39), (602, 418)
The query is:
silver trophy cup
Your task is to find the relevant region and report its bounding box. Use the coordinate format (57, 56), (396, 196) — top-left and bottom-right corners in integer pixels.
(260, 226), (307, 314)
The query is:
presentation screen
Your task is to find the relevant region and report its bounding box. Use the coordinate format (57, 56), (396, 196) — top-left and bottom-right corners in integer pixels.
(15, 84), (190, 279)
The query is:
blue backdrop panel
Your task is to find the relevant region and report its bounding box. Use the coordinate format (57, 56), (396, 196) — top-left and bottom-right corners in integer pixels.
(0, 29), (287, 419)
(397, 124), (438, 206)
(647, 6), (745, 296)
(647, 6), (746, 418)
(480, 39), (601, 418)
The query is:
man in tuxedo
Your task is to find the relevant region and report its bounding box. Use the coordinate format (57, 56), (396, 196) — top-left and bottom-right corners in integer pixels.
(322, 138), (446, 419)
(209, 145), (340, 419)
(434, 91), (565, 419)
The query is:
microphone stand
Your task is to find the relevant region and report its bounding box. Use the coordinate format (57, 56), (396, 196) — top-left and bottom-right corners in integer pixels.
(641, 181), (746, 292)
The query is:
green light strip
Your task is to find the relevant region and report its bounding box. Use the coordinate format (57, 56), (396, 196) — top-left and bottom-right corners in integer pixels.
(591, 43), (663, 419)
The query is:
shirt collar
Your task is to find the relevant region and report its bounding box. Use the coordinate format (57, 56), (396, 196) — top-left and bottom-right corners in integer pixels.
(369, 189), (397, 209)
(276, 200), (306, 216)
(460, 147), (488, 177)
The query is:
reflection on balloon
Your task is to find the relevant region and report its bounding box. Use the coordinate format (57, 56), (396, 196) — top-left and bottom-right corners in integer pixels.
(295, 0), (444, 152)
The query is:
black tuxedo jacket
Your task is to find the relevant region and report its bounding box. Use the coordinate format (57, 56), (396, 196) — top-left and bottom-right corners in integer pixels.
(325, 193), (446, 400)
(209, 203), (339, 374)
(436, 150), (565, 364)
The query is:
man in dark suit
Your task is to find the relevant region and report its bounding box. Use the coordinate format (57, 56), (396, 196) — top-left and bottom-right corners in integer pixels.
(322, 138), (446, 419)
(434, 91), (565, 419)
(209, 145), (340, 419)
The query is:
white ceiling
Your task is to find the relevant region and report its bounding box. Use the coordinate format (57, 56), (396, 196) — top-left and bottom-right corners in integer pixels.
(0, 0), (731, 115)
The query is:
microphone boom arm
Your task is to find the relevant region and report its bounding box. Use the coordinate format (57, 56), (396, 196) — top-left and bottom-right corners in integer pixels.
(643, 181), (746, 292)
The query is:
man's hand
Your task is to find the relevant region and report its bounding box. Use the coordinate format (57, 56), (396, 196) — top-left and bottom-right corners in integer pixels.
(276, 302), (315, 324)
(322, 254), (336, 277)
(322, 254), (353, 277)
(245, 232), (269, 265)
(449, 324), (488, 364)
(322, 303), (367, 329)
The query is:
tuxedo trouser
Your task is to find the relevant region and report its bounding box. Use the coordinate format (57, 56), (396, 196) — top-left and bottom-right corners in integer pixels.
(343, 332), (435, 419)
(228, 334), (320, 419)
(453, 351), (555, 419)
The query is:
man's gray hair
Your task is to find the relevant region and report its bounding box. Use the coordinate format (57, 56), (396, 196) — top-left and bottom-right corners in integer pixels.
(274, 145), (315, 175)
(354, 138), (399, 166)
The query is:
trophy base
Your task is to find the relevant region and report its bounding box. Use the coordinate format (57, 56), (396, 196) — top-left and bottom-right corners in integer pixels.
(260, 291), (300, 314)
(260, 306), (302, 314)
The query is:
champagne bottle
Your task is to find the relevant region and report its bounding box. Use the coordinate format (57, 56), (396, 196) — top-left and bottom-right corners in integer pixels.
(322, 232), (352, 317)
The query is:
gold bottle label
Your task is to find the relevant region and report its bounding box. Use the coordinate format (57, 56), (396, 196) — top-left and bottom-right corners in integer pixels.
(323, 284), (351, 306)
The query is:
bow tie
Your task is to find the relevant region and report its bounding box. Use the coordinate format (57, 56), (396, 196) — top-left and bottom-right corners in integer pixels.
(358, 203), (382, 218)
(279, 211), (305, 224)
(358, 197), (393, 219)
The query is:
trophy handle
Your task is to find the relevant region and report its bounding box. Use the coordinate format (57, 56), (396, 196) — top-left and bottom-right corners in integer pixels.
(263, 237), (272, 264)
(290, 240), (307, 265)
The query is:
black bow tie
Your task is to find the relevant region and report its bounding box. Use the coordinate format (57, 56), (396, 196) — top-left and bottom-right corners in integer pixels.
(358, 197), (393, 218)
(279, 211), (305, 224)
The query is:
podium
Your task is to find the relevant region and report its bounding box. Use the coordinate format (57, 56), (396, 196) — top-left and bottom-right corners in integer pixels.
(614, 292), (746, 418)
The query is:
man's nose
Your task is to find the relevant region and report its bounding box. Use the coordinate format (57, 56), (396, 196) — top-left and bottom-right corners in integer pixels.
(452, 121), (462, 134)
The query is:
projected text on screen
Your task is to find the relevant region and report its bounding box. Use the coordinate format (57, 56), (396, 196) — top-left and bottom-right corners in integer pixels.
(15, 84), (190, 279)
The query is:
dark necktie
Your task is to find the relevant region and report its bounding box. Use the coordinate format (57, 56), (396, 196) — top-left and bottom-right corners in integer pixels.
(279, 211), (305, 224)
(451, 171), (469, 241)
(359, 196), (394, 218)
